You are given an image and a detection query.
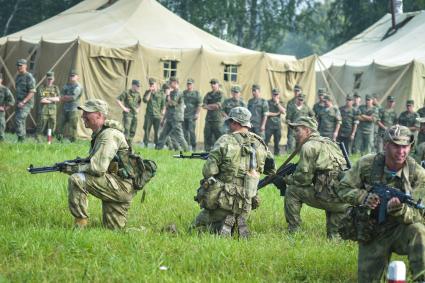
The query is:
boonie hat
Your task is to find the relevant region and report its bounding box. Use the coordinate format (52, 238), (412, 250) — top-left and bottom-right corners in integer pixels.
(384, 124), (414, 145)
(16, 59), (27, 66)
(231, 85), (241, 93)
(78, 99), (108, 115)
(288, 116), (318, 131)
(225, 107), (252, 128)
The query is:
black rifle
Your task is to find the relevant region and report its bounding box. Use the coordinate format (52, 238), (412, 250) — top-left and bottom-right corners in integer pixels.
(371, 184), (425, 224)
(27, 157), (90, 174)
(257, 162), (297, 196)
(173, 151), (209, 160)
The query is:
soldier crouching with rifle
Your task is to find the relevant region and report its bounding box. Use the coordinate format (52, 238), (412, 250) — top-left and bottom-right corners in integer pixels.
(191, 107), (276, 238)
(62, 99), (137, 229)
(338, 125), (425, 282)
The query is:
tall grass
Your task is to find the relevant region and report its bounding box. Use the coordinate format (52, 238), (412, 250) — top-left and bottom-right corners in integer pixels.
(0, 134), (405, 282)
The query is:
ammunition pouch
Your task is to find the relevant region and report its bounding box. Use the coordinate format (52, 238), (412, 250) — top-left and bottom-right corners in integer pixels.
(338, 206), (376, 243)
(194, 177), (224, 210)
(313, 170), (341, 202)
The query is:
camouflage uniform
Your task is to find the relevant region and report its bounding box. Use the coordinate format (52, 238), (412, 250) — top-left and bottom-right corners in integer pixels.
(265, 98), (282, 155)
(285, 97), (315, 152)
(183, 87), (202, 149)
(398, 111), (419, 130)
(417, 106), (425, 118)
(222, 97), (246, 117)
(284, 117), (349, 238)
(0, 84), (15, 141)
(60, 82), (83, 142)
(67, 100), (136, 229)
(193, 107), (275, 236)
(414, 141), (425, 164)
(338, 126), (425, 282)
(376, 107), (397, 152)
(356, 103), (377, 155)
(203, 89), (224, 151)
(247, 97), (269, 139)
(15, 71), (36, 140)
(313, 102), (326, 120)
(143, 88), (164, 147)
(36, 84), (60, 138)
(156, 89), (188, 151)
(337, 103), (358, 155)
(317, 104), (342, 139)
(117, 88), (141, 143)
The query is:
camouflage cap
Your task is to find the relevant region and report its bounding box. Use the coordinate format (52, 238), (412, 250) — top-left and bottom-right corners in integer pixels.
(169, 76), (178, 83)
(187, 78), (194, 84)
(252, 84), (260, 91)
(46, 71), (54, 78)
(231, 85), (241, 93)
(365, 94), (372, 100)
(16, 58), (27, 66)
(372, 93), (379, 99)
(416, 117), (425, 124)
(162, 83), (171, 90)
(384, 124), (414, 146)
(132, 79), (141, 86)
(406, 99), (414, 106)
(272, 88), (280, 95)
(148, 78), (156, 85)
(78, 99), (108, 115)
(346, 95), (354, 100)
(318, 88), (327, 95)
(225, 107), (252, 128)
(323, 95), (332, 101)
(210, 78), (219, 84)
(353, 92), (361, 98)
(387, 95), (395, 102)
(294, 84), (302, 91)
(297, 93), (306, 100)
(69, 69), (78, 76)
(288, 116), (318, 131)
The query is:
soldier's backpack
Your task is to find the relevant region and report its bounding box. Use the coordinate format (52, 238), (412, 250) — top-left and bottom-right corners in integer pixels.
(116, 151), (157, 191)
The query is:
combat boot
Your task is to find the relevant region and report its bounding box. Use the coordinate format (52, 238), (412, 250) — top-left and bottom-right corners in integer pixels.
(219, 215), (235, 236)
(237, 215), (250, 239)
(74, 218), (88, 229)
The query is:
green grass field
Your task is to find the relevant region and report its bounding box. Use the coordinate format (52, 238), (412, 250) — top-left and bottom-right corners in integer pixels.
(0, 134), (406, 282)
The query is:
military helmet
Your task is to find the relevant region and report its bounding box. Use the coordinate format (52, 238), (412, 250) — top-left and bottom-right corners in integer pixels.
(226, 107), (252, 128)
(384, 124), (414, 146)
(288, 116), (318, 131)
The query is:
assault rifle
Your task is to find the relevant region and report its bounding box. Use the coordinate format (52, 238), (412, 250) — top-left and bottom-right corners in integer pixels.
(371, 184), (425, 224)
(257, 162), (297, 196)
(173, 151), (209, 160)
(27, 157), (90, 174)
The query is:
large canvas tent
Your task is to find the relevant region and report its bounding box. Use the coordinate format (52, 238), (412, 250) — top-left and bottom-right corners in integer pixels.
(0, 0), (316, 141)
(318, 11), (425, 113)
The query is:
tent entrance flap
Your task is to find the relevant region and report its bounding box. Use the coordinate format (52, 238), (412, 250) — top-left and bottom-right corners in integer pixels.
(267, 68), (304, 103)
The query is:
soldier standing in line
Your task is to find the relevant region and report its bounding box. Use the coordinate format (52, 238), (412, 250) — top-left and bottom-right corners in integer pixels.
(398, 99), (419, 138)
(247, 84), (268, 139)
(36, 71), (61, 141)
(265, 88), (285, 156)
(284, 116), (349, 239)
(414, 117), (425, 161)
(372, 94), (383, 152)
(338, 125), (425, 282)
(156, 77), (188, 151)
(222, 85), (246, 119)
(313, 88), (327, 120)
(356, 94), (377, 155)
(0, 73), (15, 141)
(317, 95), (341, 141)
(351, 92), (362, 154)
(285, 94), (315, 151)
(59, 70), (84, 142)
(286, 84), (303, 152)
(182, 78), (202, 151)
(337, 95), (358, 155)
(202, 78), (224, 151)
(192, 107), (275, 237)
(142, 78), (164, 148)
(417, 100), (425, 118)
(116, 79), (141, 144)
(376, 96), (397, 152)
(14, 59), (36, 142)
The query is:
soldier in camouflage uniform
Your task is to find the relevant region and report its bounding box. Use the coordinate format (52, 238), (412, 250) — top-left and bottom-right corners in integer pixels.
(14, 59), (36, 142)
(337, 95), (358, 155)
(143, 79), (165, 147)
(59, 70), (84, 142)
(0, 73), (15, 141)
(222, 85), (246, 118)
(247, 84), (268, 139)
(313, 88), (326, 120)
(265, 88), (285, 155)
(202, 78), (224, 151)
(116, 79), (142, 144)
(398, 99), (419, 137)
(317, 95), (341, 141)
(63, 99), (137, 229)
(183, 78), (202, 150)
(352, 92), (362, 154)
(338, 125), (425, 282)
(156, 77), (188, 151)
(417, 117), (425, 146)
(192, 107), (275, 237)
(417, 101), (425, 118)
(286, 85), (303, 152)
(285, 94), (315, 152)
(376, 96), (397, 152)
(356, 94), (377, 155)
(414, 117), (425, 163)
(372, 94), (382, 152)
(284, 116), (350, 239)
(36, 71), (61, 141)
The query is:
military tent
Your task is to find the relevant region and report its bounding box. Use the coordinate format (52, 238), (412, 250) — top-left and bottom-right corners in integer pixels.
(0, 0), (316, 141)
(318, 11), (425, 112)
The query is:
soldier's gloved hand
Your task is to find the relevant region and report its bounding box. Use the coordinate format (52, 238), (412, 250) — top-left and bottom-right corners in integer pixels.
(251, 195), (261, 210)
(363, 193), (380, 209)
(387, 197), (405, 216)
(61, 162), (79, 175)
